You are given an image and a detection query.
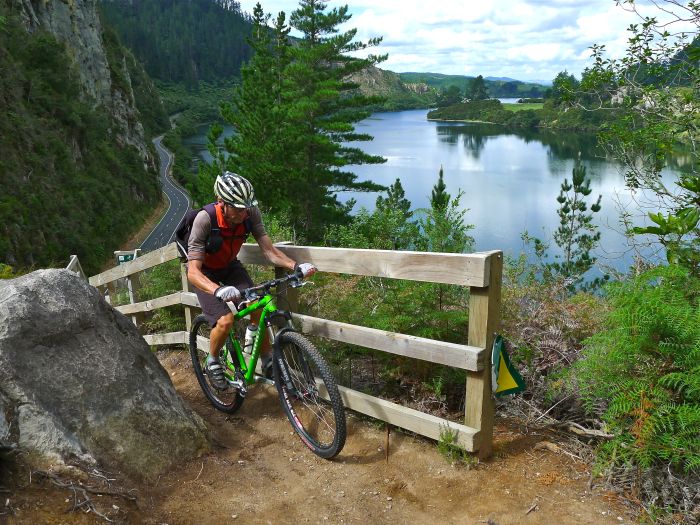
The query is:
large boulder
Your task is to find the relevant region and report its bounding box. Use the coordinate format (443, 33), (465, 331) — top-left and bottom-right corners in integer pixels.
(0, 269), (208, 481)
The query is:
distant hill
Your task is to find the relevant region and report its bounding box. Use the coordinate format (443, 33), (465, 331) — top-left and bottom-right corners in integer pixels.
(485, 76), (518, 82)
(398, 72), (548, 98)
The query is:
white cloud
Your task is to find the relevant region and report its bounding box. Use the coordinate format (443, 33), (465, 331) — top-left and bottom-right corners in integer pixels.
(236, 0), (696, 82)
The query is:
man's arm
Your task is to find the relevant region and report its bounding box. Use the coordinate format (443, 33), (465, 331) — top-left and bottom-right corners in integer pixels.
(187, 259), (220, 294)
(257, 234), (297, 271)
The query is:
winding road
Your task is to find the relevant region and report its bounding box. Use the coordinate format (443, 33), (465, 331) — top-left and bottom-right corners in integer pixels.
(140, 136), (191, 252)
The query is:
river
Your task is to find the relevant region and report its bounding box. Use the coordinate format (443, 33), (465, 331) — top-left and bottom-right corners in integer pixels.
(184, 109), (682, 274)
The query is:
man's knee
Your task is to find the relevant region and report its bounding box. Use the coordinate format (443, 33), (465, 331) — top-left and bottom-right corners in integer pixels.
(215, 313), (235, 331)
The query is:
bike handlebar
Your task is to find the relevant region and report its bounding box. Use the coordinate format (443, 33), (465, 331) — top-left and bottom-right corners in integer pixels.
(240, 270), (304, 303)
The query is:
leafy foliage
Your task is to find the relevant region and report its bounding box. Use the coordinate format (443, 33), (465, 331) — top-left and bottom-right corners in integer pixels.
(466, 75), (488, 101)
(576, 265), (700, 474)
(427, 95), (613, 131)
(579, 1), (700, 276)
(437, 424), (474, 465)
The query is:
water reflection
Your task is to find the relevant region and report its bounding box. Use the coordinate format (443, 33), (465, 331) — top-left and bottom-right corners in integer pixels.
(436, 122), (604, 165)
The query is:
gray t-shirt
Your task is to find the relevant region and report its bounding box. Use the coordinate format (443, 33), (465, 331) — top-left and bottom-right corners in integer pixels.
(187, 206), (266, 262)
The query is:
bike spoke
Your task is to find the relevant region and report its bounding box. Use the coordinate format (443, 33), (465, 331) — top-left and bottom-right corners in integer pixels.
(280, 342), (339, 446)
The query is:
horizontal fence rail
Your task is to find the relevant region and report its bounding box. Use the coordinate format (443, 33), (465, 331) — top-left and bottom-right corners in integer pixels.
(294, 314), (486, 371)
(164, 328), (479, 450)
(88, 241), (502, 456)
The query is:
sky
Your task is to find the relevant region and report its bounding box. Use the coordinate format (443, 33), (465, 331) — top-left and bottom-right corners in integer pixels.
(236, 0), (693, 84)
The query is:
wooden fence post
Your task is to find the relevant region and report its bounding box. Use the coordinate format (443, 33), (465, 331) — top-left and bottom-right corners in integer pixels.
(465, 251), (502, 459)
(180, 263), (193, 333)
(126, 272), (141, 327)
(105, 281), (117, 305)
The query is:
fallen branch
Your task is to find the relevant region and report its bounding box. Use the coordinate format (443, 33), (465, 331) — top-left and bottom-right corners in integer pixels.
(193, 462), (204, 482)
(32, 470), (137, 501)
(559, 422), (614, 440)
(31, 469), (137, 524)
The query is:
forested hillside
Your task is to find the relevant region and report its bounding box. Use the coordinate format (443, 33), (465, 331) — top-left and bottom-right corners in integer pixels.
(0, 5), (165, 275)
(99, 0), (252, 86)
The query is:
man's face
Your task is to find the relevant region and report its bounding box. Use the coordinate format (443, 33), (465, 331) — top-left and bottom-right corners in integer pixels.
(221, 202), (248, 225)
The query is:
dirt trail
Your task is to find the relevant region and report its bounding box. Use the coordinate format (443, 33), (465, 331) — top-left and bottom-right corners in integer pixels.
(5, 351), (633, 524)
(147, 352), (631, 525)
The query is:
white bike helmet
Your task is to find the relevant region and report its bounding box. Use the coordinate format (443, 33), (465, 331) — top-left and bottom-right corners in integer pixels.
(214, 171), (258, 208)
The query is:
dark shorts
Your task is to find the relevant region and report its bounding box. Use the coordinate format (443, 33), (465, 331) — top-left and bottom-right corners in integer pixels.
(193, 260), (254, 327)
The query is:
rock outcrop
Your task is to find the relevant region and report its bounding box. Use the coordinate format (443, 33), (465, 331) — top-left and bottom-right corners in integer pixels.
(12, 0), (152, 161)
(0, 269), (208, 481)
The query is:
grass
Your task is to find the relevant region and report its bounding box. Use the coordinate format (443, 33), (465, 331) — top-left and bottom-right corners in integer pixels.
(503, 103), (543, 112)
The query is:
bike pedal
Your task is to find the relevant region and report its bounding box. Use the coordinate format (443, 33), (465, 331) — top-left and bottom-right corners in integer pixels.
(230, 380), (247, 397)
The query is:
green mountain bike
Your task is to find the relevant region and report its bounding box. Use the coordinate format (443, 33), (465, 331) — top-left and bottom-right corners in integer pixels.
(189, 271), (346, 459)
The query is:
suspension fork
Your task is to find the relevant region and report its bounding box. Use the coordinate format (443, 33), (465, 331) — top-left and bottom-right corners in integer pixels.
(271, 324), (297, 393)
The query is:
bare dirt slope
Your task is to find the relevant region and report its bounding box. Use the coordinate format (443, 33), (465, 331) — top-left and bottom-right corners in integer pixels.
(5, 351), (633, 524)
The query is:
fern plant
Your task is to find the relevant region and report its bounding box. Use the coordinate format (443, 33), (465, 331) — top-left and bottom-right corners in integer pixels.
(575, 265), (700, 473)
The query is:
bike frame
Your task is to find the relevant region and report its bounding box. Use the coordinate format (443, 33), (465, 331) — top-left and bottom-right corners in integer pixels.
(221, 294), (282, 385)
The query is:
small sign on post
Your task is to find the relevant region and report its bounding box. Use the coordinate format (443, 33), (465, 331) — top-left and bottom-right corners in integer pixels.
(115, 249), (140, 265)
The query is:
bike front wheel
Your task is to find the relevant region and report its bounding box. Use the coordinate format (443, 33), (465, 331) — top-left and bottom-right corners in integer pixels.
(272, 331), (346, 459)
(189, 314), (244, 414)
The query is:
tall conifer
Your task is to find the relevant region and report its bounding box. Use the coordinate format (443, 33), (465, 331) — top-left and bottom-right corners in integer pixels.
(206, 3), (291, 208)
(282, 0), (387, 238)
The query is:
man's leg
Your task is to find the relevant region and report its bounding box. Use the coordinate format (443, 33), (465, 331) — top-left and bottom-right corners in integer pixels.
(209, 312), (234, 358)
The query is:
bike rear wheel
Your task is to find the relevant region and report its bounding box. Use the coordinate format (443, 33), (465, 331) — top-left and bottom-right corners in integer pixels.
(189, 314), (244, 414)
(273, 331), (346, 459)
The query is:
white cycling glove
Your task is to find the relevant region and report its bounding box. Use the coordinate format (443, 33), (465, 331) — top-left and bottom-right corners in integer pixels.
(295, 262), (317, 278)
(214, 285), (241, 302)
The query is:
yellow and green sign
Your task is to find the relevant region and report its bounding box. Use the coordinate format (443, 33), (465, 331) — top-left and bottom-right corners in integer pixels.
(491, 335), (525, 397)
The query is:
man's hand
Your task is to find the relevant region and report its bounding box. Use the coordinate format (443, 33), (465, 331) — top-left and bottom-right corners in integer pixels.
(295, 263), (317, 279)
(214, 285), (241, 302)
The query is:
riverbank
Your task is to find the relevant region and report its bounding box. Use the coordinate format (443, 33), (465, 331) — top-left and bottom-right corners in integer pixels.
(427, 99), (611, 132)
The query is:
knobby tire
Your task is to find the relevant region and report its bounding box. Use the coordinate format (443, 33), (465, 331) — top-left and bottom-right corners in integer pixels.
(272, 331), (346, 459)
(189, 314), (244, 414)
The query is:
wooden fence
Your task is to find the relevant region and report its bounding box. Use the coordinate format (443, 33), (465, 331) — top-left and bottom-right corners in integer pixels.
(88, 242), (502, 457)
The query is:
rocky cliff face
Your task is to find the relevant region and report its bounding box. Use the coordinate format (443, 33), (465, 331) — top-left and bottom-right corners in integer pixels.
(12, 0), (152, 161)
(346, 65), (434, 110)
(348, 66), (411, 97)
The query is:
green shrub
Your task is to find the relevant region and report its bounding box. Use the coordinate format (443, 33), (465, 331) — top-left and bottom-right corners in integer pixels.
(575, 265), (700, 473)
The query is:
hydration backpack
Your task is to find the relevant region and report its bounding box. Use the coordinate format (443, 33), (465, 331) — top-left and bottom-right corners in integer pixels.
(174, 203), (251, 261)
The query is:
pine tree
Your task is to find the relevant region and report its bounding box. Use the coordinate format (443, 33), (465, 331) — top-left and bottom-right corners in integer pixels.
(430, 165), (450, 212)
(420, 166), (474, 254)
(281, 0), (387, 238)
(205, 3), (291, 210)
(375, 178), (417, 250)
(376, 178), (412, 220)
(549, 164), (602, 285)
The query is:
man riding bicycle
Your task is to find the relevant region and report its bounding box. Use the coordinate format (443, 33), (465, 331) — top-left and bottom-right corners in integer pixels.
(186, 171), (316, 389)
